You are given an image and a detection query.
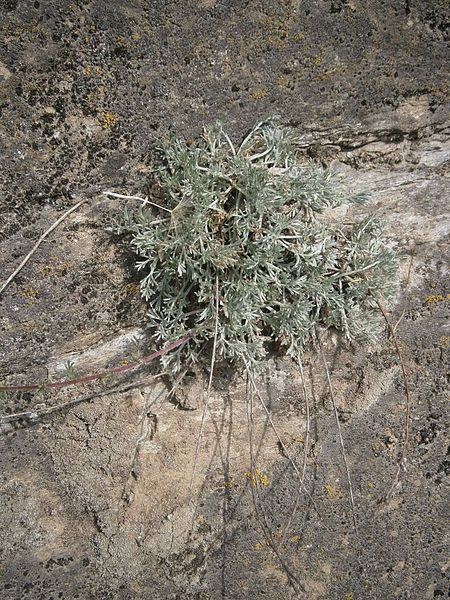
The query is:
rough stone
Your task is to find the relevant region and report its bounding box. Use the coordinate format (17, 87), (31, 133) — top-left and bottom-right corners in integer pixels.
(0, 1), (448, 599)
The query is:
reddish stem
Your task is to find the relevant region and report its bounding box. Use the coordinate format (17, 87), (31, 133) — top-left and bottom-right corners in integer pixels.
(0, 336), (189, 393)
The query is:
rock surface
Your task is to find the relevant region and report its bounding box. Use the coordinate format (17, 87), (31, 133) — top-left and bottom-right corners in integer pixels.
(0, 1), (448, 599)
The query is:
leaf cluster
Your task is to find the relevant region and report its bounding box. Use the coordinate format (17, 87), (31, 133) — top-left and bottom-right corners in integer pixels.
(116, 119), (398, 373)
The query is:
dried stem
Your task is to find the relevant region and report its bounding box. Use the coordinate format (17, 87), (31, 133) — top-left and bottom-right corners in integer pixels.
(189, 275), (220, 493)
(0, 199), (87, 296)
(376, 299), (412, 501)
(280, 351), (311, 547)
(0, 376), (162, 427)
(103, 191), (172, 213)
(318, 336), (359, 535)
(245, 374), (304, 595)
(245, 364), (322, 519)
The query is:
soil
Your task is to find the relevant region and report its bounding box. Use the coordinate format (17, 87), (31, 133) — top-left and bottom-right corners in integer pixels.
(0, 1), (449, 599)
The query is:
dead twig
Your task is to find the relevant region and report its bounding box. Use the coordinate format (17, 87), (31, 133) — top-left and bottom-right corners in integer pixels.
(318, 336), (359, 535)
(103, 190), (172, 214)
(0, 375), (162, 427)
(122, 389), (160, 506)
(189, 275), (220, 493)
(0, 199), (87, 296)
(280, 351), (311, 547)
(245, 374), (304, 595)
(376, 299), (412, 501)
(391, 251), (414, 335)
(245, 364), (322, 520)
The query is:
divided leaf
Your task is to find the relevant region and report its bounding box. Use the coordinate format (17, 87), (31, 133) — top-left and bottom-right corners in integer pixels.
(115, 119), (398, 373)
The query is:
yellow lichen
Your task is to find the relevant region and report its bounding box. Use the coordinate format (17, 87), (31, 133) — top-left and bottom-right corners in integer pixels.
(371, 440), (382, 455)
(425, 293), (450, 307)
(131, 32), (141, 41)
(37, 260), (72, 278)
(272, 527), (283, 539)
(21, 319), (39, 332)
(261, 15), (294, 49)
(126, 282), (140, 295)
(86, 92), (95, 111)
(324, 483), (343, 500)
(291, 435), (305, 444)
(85, 65), (92, 76)
(277, 74), (289, 88)
(246, 467), (270, 488)
(21, 287), (39, 303)
(439, 336), (449, 348)
(102, 112), (118, 129)
(250, 86), (269, 101)
(291, 31), (305, 43)
(116, 36), (128, 48)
